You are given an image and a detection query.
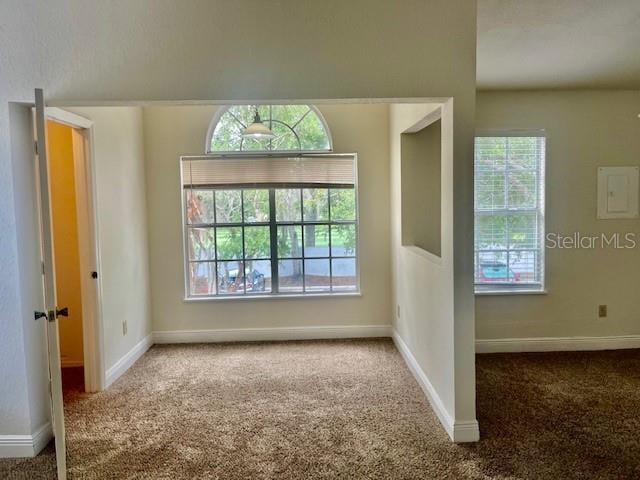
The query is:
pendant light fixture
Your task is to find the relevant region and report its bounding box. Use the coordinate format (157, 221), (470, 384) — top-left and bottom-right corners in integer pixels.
(241, 106), (275, 139)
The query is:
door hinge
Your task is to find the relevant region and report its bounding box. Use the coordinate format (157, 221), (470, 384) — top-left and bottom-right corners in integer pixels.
(34, 140), (38, 155)
(41, 261), (45, 275)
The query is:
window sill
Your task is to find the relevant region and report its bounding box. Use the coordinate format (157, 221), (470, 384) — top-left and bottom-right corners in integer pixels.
(183, 292), (362, 302)
(475, 289), (547, 296)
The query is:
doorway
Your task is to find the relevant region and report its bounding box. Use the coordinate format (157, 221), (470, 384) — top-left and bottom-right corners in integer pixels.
(48, 119), (86, 392)
(43, 109), (104, 395)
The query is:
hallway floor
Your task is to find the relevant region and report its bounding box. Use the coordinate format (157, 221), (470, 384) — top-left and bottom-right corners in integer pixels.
(2, 340), (640, 479)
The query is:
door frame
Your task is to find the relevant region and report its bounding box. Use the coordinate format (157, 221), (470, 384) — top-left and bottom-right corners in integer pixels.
(44, 107), (105, 392)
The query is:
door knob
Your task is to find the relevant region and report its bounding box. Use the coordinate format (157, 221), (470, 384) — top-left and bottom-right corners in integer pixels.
(56, 307), (69, 318)
(34, 311), (48, 321)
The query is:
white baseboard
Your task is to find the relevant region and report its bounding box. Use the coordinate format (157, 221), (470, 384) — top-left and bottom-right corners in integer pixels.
(105, 334), (153, 388)
(392, 330), (479, 443)
(152, 325), (392, 344)
(0, 422), (52, 458)
(476, 334), (640, 353)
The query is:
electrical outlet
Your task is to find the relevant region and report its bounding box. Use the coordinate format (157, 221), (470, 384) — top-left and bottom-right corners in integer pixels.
(122, 320), (128, 335)
(397, 305), (401, 318)
(598, 305), (607, 318)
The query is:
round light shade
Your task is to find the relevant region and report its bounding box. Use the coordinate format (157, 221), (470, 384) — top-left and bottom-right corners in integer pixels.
(242, 111), (275, 139)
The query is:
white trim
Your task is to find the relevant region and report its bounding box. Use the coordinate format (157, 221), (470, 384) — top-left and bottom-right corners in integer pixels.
(475, 288), (547, 296)
(153, 325), (391, 344)
(31, 422), (53, 456)
(0, 422), (52, 458)
(44, 107), (93, 129)
(476, 335), (640, 353)
(392, 330), (479, 443)
(45, 107), (105, 393)
(104, 334), (153, 388)
(183, 292), (362, 302)
(452, 420), (481, 443)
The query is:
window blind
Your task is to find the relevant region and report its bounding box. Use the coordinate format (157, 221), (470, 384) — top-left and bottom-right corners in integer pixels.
(474, 135), (545, 291)
(181, 155), (356, 187)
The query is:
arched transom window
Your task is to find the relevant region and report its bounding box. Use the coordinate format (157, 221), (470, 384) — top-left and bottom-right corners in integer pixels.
(207, 104), (333, 153)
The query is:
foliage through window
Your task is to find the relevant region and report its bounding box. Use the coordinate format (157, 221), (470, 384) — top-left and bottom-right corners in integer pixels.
(474, 134), (545, 292)
(182, 144), (358, 297)
(185, 186), (357, 297)
(208, 104), (332, 153)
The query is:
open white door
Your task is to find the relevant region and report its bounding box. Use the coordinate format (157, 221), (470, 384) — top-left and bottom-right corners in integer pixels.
(34, 88), (67, 480)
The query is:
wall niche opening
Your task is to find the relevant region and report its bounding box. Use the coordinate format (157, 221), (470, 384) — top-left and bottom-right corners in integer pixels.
(401, 117), (442, 257)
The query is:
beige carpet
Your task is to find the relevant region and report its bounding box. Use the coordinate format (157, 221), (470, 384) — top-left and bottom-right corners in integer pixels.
(1, 339), (640, 479)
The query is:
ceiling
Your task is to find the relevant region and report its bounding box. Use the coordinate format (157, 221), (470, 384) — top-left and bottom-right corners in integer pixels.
(477, 0), (640, 90)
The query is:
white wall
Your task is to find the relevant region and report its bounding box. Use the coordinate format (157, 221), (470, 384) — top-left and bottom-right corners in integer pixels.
(66, 107), (152, 371)
(1, 105), (50, 443)
(143, 104), (391, 332)
(391, 103), (477, 441)
(476, 90), (640, 340)
(0, 0), (477, 443)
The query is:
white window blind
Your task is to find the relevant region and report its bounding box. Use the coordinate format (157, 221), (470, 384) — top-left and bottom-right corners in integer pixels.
(474, 134), (545, 292)
(181, 155), (355, 187)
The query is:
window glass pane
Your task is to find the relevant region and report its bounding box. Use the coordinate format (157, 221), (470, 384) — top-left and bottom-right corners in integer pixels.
(278, 260), (303, 292)
(330, 189), (356, 221)
(303, 188), (329, 221)
(508, 213), (538, 250)
(507, 171), (537, 208)
(245, 260), (272, 293)
(185, 190), (214, 224)
(475, 137), (507, 169)
(216, 227), (243, 260)
(215, 190), (242, 223)
(275, 189), (301, 222)
(243, 189), (270, 223)
(277, 225), (302, 258)
(303, 225), (329, 258)
(296, 109), (331, 150)
(227, 105), (255, 126)
(189, 262), (216, 296)
(244, 226), (271, 259)
(210, 114), (243, 152)
(331, 224), (356, 257)
(475, 214), (507, 250)
(304, 259), (330, 292)
(271, 105), (310, 126)
(509, 250), (537, 283)
(217, 261), (245, 294)
(475, 171), (505, 210)
(269, 122), (300, 151)
(475, 251), (509, 284)
(331, 258), (357, 291)
(507, 137), (539, 169)
(241, 136), (272, 152)
(187, 227), (215, 261)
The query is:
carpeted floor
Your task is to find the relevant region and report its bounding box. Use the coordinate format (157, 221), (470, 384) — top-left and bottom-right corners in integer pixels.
(1, 339), (640, 479)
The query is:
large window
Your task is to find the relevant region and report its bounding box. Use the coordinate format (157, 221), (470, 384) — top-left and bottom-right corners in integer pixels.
(182, 155), (358, 298)
(474, 133), (545, 293)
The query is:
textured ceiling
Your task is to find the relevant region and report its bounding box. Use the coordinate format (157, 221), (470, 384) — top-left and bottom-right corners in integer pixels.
(477, 0), (640, 90)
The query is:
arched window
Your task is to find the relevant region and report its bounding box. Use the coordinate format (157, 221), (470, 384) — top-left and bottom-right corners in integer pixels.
(207, 104), (333, 153)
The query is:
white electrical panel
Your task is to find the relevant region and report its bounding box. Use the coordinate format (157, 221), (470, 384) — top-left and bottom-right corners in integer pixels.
(597, 166), (639, 219)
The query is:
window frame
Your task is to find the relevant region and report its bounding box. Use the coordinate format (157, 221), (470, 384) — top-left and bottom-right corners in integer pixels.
(205, 104), (334, 155)
(474, 130), (546, 295)
(180, 153), (361, 300)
